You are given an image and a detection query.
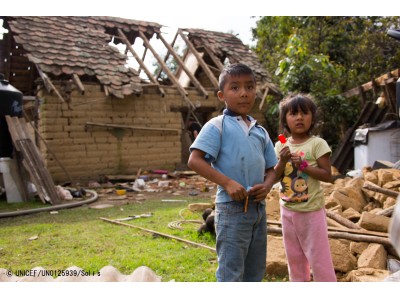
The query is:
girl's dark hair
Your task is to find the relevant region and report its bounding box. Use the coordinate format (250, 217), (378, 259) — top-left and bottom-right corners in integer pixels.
(279, 93), (317, 135)
(218, 63), (255, 91)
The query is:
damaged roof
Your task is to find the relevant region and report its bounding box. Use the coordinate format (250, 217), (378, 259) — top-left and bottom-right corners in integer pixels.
(3, 16), (162, 98)
(183, 28), (272, 84)
(1, 16), (280, 102)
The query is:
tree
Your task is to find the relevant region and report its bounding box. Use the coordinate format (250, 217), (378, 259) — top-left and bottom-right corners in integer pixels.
(252, 16), (400, 150)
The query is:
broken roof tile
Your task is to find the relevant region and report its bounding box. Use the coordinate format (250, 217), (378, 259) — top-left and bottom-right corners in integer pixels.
(5, 16), (161, 98)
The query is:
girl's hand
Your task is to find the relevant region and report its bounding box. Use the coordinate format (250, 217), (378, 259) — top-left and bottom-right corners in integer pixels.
(279, 146), (291, 163)
(291, 153), (302, 169)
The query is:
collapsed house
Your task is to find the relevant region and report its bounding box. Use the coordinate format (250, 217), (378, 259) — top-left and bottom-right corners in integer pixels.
(331, 69), (400, 174)
(0, 16), (280, 186)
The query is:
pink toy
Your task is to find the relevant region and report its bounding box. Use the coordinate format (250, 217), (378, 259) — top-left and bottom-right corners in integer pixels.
(278, 134), (287, 144)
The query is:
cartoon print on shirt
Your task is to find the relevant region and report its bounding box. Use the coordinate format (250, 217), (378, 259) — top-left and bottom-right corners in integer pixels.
(290, 176), (309, 202)
(279, 150), (309, 203)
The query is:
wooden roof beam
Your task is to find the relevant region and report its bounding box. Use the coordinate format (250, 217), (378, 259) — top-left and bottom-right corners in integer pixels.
(35, 64), (65, 103)
(157, 32), (209, 99)
(383, 79), (397, 114)
(202, 44), (224, 72)
(72, 73), (85, 95)
(156, 31), (179, 80)
(178, 29), (219, 89)
(259, 87), (269, 110)
(117, 28), (165, 97)
(138, 47), (148, 75)
(341, 68), (400, 98)
(138, 31), (195, 110)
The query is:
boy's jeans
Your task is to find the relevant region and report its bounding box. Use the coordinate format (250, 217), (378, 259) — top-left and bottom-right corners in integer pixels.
(214, 200), (266, 282)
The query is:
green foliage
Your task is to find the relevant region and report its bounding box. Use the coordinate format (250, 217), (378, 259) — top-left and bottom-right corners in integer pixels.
(253, 16), (400, 150)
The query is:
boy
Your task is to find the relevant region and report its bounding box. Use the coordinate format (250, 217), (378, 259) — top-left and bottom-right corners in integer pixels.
(188, 63), (277, 281)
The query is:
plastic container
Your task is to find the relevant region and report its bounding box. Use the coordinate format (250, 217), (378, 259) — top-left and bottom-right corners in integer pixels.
(115, 189), (126, 196)
(0, 157), (24, 203)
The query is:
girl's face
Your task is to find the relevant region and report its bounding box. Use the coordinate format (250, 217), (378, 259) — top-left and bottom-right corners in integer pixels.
(285, 108), (313, 136)
(217, 74), (256, 118)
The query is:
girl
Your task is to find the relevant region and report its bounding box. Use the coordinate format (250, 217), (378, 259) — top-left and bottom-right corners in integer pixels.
(274, 93), (336, 282)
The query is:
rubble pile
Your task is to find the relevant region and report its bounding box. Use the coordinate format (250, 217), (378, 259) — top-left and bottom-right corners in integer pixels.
(266, 166), (400, 282)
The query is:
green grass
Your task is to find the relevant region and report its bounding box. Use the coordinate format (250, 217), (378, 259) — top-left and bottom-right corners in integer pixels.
(0, 195), (217, 282)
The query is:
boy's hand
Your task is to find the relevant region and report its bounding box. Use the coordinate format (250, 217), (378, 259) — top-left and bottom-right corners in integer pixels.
(248, 183), (272, 203)
(224, 179), (248, 202)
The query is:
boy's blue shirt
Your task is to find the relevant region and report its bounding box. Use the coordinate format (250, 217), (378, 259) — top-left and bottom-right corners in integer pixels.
(189, 109), (277, 203)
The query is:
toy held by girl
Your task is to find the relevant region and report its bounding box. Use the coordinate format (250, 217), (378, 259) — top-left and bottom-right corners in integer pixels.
(274, 93), (337, 282)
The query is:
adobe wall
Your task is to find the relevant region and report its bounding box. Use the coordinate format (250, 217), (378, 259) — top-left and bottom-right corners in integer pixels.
(36, 83), (270, 184)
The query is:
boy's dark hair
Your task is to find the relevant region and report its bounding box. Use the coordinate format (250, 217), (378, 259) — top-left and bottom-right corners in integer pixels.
(218, 63), (256, 91)
(279, 93), (317, 135)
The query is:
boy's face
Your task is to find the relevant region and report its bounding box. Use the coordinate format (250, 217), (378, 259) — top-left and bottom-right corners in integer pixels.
(217, 74), (256, 117)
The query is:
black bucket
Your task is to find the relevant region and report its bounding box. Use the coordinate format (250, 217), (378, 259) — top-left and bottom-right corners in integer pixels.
(0, 73), (23, 158)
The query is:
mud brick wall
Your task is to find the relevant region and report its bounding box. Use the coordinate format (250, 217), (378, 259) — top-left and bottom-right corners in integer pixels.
(35, 83), (270, 183)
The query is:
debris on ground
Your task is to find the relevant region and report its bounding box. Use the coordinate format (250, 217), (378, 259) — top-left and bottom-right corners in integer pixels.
(266, 166), (400, 282)
(82, 172), (216, 205)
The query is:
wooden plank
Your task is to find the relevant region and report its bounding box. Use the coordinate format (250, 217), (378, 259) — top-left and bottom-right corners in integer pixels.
(35, 64), (65, 103)
(156, 31), (179, 79)
(72, 74), (85, 95)
(383, 79), (397, 114)
(363, 181), (399, 198)
(117, 28), (165, 97)
(85, 121), (180, 133)
(267, 219), (389, 238)
(100, 217), (216, 252)
(18, 118), (61, 204)
(268, 226), (391, 245)
(5, 116), (61, 204)
(157, 32), (209, 99)
(259, 87), (269, 110)
(178, 29), (219, 89)
(139, 31), (196, 110)
(138, 47), (148, 74)
(342, 69), (400, 98)
(326, 209), (362, 230)
(202, 44), (224, 71)
(8, 116), (48, 204)
(103, 85), (109, 97)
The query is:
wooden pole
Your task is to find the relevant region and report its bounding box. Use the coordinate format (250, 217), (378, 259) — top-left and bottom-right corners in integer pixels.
(325, 210), (362, 230)
(100, 217), (216, 252)
(72, 74), (85, 95)
(85, 122), (179, 133)
(363, 181), (399, 198)
(156, 31), (179, 79)
(138, 31), (196, 111)
(157, 32), (209, 99)
(117, 29), (165, 97)
(267, 225), (390, 245)
(267, 220), (389, 238)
